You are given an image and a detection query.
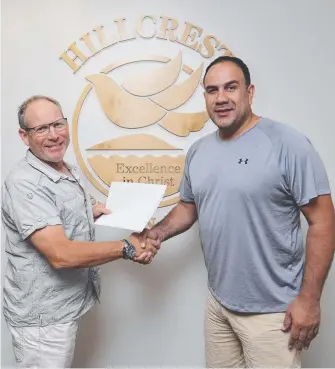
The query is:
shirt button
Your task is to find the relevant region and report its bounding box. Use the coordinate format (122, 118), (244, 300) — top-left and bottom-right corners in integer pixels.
(27, 193), (33, 199)
(37, 218), (42, 222)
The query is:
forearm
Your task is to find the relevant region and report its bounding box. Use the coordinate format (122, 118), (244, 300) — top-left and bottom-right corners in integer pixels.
(300, 222), (335, 301)
(56, 240), (124, 269)
(30, 227), (125, 269)
(152, 200), (198, 242)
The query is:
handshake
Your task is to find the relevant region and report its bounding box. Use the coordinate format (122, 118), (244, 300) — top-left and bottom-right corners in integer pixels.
(126, 229), (162, 265)
(93, 201), (164, 265)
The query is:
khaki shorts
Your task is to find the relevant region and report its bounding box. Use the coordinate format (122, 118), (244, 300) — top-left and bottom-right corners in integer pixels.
(7, 320), (79, 368)
(205, 290), (301, 368)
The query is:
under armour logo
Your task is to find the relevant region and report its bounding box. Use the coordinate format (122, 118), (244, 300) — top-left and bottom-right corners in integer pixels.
(238, 158), (249, 164)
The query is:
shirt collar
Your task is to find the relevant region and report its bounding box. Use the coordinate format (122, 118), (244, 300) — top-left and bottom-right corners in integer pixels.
(25, 150), (79, 183)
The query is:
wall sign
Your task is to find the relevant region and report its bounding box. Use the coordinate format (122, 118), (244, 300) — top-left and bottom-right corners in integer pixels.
(60, 15), (233, 207)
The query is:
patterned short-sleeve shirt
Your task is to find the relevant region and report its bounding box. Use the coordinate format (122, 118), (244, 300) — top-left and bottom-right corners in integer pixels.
(2, 150), (100, 327)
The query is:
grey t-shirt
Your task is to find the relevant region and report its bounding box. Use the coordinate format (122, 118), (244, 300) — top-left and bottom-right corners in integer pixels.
(179, 117), (331, 313)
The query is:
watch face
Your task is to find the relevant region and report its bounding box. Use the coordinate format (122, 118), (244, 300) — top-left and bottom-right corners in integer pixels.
(128, 244), (136, 259)
(123, 240), (136, 260)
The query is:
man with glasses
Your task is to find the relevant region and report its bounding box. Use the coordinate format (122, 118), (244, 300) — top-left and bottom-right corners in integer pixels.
(1, 95), (156, 368)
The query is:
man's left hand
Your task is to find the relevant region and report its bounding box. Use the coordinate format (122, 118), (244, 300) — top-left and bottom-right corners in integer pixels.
(282, 294), (320, 351)
(92, 202), (111, 220)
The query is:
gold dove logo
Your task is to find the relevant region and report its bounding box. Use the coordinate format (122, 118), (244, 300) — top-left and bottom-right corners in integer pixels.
(85, 52), (208, 135)
(72, 52), (211, 208)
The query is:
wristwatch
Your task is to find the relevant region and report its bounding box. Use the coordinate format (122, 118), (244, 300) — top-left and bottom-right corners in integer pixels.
(121, 239), (136, 260)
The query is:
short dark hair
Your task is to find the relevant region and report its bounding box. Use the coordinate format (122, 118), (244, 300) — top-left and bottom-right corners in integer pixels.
(203, 56), (251, 87)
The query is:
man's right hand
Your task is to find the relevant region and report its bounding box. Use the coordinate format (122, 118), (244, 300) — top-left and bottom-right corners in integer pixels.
(138, 228), (162, 250)
(129, 232), (159, 265)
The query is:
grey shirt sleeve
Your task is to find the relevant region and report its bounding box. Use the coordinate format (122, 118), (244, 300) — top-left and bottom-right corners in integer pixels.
(3, 181), (62, 240)
(284, 136), (331, 206)
(179, 146), (195, 203)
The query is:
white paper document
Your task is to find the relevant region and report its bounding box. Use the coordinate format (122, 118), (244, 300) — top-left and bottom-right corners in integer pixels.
(95, 182), (166, 232)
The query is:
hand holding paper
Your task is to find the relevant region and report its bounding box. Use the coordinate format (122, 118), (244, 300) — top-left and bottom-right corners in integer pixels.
(92, 201), (111, 220)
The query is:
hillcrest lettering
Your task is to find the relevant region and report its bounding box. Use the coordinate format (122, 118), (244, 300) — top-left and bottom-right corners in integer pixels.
(60, 15), (233, 73)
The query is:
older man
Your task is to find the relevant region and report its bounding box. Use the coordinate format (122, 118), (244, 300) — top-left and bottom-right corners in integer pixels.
(138, 56), (335, 368)
(1, 95), (155, 368)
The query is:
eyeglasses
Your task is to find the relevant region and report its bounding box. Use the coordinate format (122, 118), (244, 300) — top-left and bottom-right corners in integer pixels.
(25, 118), (68, 137)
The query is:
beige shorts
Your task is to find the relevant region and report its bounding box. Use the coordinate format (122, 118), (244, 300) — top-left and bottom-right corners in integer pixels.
(205, 290), (301, 368)
(7, 320), (79, 368)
